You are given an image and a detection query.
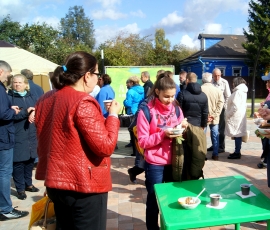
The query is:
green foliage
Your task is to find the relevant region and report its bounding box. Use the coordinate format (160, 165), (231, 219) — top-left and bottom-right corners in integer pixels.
(60, 5), (95, 50)
(97, 31), (154, 67)
(155, 28), (171, 50)
(0, 15), (21, 44)
(242, 0), (270, 75)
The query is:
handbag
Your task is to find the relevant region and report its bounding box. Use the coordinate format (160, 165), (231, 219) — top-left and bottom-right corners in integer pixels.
(29, 197), (56, 230)
(118, 107), (134, 127)
(230, 130), (250, 143)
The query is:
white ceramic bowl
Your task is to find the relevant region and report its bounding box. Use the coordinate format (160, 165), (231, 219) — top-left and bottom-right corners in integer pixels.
(167, 128), (185, 135)
(178, 197), (201, 210)
(253, 118), (264, 125)
(257, 126), (270, 135)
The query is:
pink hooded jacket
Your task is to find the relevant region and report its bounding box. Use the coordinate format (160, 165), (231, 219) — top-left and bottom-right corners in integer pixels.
(137, 98), (184, 165)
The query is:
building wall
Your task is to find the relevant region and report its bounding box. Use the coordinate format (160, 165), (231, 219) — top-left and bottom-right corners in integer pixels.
(180, 59), (266, 98)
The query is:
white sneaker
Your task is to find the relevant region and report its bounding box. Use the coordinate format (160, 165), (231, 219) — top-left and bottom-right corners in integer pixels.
(0, 208), (29, 221)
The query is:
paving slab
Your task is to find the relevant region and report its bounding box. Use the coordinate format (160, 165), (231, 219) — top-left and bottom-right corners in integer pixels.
(0, 120), (268, 230)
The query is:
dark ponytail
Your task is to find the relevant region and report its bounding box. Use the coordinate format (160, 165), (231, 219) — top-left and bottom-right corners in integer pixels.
(50, 51), (97, 89)
(149, 72), (176, 98)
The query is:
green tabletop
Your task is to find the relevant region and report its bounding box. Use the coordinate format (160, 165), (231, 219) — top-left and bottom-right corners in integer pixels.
(154, 175), (270, 230)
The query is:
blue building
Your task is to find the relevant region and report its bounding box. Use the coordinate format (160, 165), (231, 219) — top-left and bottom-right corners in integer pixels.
(180, 34), (266, 98)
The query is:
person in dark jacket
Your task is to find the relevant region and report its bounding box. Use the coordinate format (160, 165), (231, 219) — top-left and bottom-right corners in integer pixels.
(0, 61), (29, 221)
(140, 71), (154, 98)
(179, 70), (187, 91)
(176, 72), (208, 180)
(20, 69), (44, 99)
(20, 69), (44, 168)
(7, 74), (39, 200)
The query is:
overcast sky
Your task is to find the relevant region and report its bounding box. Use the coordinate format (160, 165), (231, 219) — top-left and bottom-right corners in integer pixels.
(0, 0), (250, 48)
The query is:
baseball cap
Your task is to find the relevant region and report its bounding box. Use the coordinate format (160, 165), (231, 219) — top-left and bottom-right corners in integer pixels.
(262, 72), (270, 81)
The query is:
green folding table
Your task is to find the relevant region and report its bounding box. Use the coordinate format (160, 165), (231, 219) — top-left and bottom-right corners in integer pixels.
(154, 175), (270, 230)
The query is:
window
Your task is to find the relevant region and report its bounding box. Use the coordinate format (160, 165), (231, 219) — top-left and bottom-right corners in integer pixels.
(232, 67), (242, 76)
(215, 66), (226, 76)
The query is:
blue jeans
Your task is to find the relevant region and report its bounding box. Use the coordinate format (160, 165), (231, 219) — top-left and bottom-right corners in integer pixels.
(209, 124), (219, 156)
(235, 137), (242, 153)
(0, 149), (13, 214)
(144, 162), (173, 230)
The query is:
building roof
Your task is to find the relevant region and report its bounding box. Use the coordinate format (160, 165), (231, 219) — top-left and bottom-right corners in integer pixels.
(0, 40), (16, 47)
(181, 34), (247, 63)
(0, 40), (57, 75)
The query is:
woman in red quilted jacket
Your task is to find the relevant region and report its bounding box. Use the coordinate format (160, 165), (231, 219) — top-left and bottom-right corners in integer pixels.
(35, 51), (121, 230)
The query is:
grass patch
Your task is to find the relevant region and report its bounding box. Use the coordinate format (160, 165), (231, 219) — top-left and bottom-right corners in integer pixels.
(246, 98), (264, 103)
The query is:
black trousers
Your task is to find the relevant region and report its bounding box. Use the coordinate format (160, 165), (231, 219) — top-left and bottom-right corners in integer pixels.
(47, 187), (108, 230)
(219, 108), (226, 150)
(13, 158), (34, 192)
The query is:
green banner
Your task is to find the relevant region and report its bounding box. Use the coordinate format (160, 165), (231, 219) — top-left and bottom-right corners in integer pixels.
(106, 66), (175, 106)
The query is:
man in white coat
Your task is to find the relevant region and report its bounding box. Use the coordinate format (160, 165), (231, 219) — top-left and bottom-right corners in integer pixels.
(201, 72), (224, 160)
(225, 77), (248, 159)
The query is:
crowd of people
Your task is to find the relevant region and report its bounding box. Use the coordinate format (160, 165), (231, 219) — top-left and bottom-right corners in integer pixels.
(0, 51), (268, 230)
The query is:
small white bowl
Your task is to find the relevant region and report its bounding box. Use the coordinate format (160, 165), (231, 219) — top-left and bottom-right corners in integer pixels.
(178, 197), (201, 210)
(254, 118), (264, 125)
(257, 126), (270, 135)
(167, 128), (185, 135)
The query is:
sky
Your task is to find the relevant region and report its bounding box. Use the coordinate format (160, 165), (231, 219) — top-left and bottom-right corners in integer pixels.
(0, 0), (250, 49)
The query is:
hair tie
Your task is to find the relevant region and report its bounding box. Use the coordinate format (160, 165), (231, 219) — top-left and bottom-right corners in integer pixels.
(62, 65), (67, 72)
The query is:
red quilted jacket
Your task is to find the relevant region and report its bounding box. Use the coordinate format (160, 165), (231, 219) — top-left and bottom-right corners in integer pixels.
(35, 86), (120, 193)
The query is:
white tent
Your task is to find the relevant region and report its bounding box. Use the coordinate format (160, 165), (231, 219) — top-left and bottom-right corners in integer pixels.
(0, 47), (58, 75)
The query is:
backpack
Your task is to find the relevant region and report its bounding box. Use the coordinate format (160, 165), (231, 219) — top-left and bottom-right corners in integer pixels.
(133, 103), (181, 156)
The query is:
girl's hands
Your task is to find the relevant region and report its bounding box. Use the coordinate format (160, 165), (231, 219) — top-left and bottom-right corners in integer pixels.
(181, 118), (188, 128)
(164, 129), (183, 138)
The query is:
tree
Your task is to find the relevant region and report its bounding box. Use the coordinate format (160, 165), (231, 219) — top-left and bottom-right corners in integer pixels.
(17, 22), (59, 60)
(97, 31), (154, 67)
(0, 15), (21, 44)
(242, 0), (270, 75)
(60, 6), (95, 50)
(155, 28), (171, 50)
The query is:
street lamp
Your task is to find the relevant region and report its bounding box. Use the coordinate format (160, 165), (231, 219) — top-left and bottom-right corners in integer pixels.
(101, 49), (105, 74)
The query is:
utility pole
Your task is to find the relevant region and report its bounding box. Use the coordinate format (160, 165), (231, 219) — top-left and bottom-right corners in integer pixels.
(101, 50), (105, 74)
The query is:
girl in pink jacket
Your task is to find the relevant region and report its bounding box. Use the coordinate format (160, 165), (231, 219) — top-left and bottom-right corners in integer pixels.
(137, 73), (187, 230)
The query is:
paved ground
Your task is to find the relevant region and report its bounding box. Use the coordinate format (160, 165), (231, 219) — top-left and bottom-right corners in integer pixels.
(0, 119), (269, 230)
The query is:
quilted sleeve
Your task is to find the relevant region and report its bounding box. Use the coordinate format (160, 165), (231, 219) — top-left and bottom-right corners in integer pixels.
(74, 97), (120, 157)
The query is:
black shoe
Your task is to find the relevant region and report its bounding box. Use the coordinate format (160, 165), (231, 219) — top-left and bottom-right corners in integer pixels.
(257, 162), (267, 169)
(114, 144), (119, 151)
(0, 208), (29, 221)
(227, 153), (241, 159)
(25, 185), (39, 192)
(127, 168), (137, 183)
(218, 149), (225, 153)
(17, 191), (27, 200)
(207, 146), (213, 151)
(212, 155), (219, 161)
(125, 143), (133, 148)
(130, 153), (136, 156)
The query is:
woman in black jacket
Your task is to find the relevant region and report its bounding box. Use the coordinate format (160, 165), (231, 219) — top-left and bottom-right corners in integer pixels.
(7, 74), (39, 200)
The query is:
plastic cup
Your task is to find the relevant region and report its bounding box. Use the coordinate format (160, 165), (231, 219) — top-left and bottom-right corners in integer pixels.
(241, 184), (250, 195)
(103, 100), (113, 111)
(210, 194), (222, 206)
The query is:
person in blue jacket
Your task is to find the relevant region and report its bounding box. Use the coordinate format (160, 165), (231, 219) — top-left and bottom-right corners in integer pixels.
(124, 76), (144, 115)
(7, 74), (39, 200)
(96, 74), (115, 118)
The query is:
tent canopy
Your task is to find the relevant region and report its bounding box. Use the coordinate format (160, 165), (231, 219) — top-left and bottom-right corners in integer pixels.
(0, 41), (58, 75)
